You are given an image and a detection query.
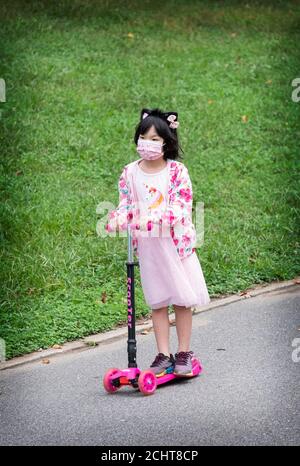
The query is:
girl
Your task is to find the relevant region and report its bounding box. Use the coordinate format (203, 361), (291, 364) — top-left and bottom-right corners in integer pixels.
(105, 107), (210, 377)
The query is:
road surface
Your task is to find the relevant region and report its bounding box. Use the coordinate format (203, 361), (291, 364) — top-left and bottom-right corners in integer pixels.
(0, 285), (299, 445)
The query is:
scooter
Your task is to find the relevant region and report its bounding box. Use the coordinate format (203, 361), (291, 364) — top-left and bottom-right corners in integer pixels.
(102, 224), (203, 396)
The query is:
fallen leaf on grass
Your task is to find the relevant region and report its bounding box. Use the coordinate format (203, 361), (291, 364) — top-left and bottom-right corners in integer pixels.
(240, 291), (251, 298)
(52, 344), (62, 349)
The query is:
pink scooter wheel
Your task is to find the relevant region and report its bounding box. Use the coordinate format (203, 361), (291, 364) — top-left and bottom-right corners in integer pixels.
(103, 368), (121, 393)
(138, 370), (157, 395)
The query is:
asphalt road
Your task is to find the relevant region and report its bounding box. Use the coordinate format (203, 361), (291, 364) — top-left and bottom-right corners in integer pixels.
(0, 285), (299, 446)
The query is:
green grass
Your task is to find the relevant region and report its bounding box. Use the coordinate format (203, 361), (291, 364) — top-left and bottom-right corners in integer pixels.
(1, 0), (299, 359)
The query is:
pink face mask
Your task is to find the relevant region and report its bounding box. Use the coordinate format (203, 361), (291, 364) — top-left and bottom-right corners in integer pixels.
(136, 138), (164, 160)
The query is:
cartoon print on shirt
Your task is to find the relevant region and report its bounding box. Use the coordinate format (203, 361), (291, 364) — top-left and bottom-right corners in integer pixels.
(143, 183), (165, 210)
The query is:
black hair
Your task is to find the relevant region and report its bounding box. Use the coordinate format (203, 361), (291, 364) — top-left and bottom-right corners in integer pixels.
(133, 107), (184, 161)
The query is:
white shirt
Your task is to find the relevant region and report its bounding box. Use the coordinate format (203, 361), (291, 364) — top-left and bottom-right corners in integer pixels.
(135, 160), (169, 220)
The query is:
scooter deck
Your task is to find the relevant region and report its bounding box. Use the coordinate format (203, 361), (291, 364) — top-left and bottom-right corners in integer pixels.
(155, 357), (202, 385)
(109, 357), (202, 387)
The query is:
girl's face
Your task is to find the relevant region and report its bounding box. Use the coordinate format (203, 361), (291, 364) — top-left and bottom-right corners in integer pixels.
(139, 125), (164, 144)
(137, 125), (166, 161)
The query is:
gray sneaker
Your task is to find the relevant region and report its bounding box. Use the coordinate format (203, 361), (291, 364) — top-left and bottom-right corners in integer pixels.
(174, 351), (194, 376)
(148, 352), (175, 377)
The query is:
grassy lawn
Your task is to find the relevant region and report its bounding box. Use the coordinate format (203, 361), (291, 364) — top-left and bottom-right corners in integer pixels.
(0, 0), (299, 359)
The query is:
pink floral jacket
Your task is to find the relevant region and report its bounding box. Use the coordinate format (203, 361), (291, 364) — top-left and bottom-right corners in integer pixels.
(104, 158), (197, 259)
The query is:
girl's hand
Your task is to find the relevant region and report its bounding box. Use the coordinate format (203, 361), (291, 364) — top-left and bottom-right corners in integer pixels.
(129, 215), (154, 231)
(139, 215), (153, 231)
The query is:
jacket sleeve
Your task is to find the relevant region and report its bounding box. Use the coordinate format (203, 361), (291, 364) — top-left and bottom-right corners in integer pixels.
(133, 164), (193, 231)
(105, 167), (132, 232)
(160, 164), (193, 227)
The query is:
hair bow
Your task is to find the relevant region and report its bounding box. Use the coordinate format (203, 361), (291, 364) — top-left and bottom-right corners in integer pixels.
(167, 114), (179, 129)
(142, 112), (149, 119)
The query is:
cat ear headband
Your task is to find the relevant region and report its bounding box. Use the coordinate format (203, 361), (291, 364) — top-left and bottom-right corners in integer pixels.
(142, 110), (179, 129)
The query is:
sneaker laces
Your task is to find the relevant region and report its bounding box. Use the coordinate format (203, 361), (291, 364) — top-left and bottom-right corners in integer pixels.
(150, 353), (169, 367)
(175, 351), (193, 364)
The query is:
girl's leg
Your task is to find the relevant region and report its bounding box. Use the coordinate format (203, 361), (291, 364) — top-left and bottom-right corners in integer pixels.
(173, 305), (192, 352)
(151, 306), (170, 356)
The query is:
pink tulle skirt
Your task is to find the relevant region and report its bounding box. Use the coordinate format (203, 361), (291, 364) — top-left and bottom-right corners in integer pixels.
(137, 234), (211, 310)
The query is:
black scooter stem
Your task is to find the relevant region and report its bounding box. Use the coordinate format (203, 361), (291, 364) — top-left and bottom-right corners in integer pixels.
(126, 225), (139, 368)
